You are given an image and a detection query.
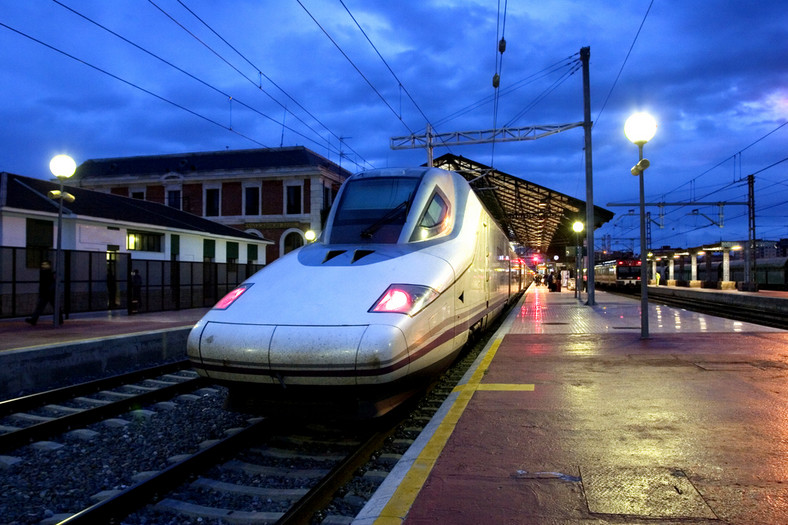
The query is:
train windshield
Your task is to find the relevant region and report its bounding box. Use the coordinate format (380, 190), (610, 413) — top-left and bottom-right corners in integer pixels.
(330, 177), (420, 244)
(617, 265), (641, 278)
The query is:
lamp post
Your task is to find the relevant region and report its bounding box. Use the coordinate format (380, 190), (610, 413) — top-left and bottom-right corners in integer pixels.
(624, 112), (657, 339)
(49, 154), (76, 327)
(572, 221), (584, 299)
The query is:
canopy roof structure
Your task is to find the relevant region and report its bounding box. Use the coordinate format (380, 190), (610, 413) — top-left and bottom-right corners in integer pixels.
(433, 154), (614, 254)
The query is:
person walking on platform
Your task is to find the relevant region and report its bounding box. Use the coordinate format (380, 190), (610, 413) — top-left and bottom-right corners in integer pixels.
(130, 269), (142, 313)
(25, 260), (56, 326)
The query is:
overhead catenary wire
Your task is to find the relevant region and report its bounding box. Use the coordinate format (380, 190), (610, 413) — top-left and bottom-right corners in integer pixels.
(338, 0), (432, 130)
(504, 60), (582, 127)
(490, 0), (508, 167)
(607, 123), (787, 248)
(146, 0), (364, 167)
(48, 2), (302, 143)
(175, 0), (372, 169)
(0, 21), (269, 149)
(593, 0), (655, 129)
(48, 0), (365, 169)
(431, 54), (579, 129)
(295, 0), (414, 135)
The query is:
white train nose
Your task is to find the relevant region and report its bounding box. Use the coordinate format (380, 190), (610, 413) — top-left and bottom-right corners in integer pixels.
(190, 321), (409, 386)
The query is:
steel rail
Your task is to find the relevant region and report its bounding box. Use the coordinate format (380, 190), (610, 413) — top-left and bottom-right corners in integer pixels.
(0, 368), (206, 452)
(56, 418), (273, 524)
(0, 360), (191, 418)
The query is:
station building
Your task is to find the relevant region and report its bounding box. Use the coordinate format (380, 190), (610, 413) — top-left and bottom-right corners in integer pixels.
(0, 171), (271, 318)
(71, 146), (352, 262)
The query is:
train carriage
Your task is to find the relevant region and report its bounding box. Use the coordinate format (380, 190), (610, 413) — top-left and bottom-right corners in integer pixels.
(594, 259), (642, 288)
(186, 167), (527, 417)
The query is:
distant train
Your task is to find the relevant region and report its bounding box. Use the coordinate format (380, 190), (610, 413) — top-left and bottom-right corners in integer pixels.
(594, 259), (642, 288)
(673, 256), (788, 290)
(594, 256), (787, 290)
(187, 167), (530, 417)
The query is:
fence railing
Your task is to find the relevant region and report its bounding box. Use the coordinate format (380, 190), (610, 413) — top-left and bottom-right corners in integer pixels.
(1, 247), (264, 319)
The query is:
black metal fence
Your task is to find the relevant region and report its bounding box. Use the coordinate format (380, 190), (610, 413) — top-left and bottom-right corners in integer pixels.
(0, 247), (264, 319)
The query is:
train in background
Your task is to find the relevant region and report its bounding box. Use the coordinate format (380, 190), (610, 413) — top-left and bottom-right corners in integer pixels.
(595, 256), (787, 290)
(187, 167), (530, 418)
(594, 258), (642, 288)
(673, 256), (788, 290)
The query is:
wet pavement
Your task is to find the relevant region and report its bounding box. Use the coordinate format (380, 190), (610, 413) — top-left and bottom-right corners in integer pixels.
(0, 308), (208, 352)
(357, 286), (788, 524)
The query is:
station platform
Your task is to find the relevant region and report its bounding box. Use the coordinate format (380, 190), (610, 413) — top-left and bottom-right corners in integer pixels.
(0, 308), (208, 398)
(356, 286), (788, 524)
(0, 308), (208, 353)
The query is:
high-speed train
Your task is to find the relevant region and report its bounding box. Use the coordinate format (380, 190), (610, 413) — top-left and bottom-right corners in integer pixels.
(187, 167), (528, 417)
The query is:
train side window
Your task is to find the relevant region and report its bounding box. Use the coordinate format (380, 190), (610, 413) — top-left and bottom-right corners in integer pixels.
(410, 189), (451, 242)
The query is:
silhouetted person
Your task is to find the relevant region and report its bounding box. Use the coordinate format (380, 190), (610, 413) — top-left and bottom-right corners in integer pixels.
(131, 269), (142, 313)
(26, 260), (55, 326)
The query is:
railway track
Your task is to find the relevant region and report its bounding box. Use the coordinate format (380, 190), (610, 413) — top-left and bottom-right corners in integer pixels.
(59, 417), (400, 524)
(1, 299), (519, 524)
(0, 360), (204, 451)
(0, 360), (418, 525)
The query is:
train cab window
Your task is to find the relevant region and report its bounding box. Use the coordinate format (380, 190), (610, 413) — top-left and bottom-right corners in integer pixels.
(410, 190), (451, 242)
(329, 177), (419, 244)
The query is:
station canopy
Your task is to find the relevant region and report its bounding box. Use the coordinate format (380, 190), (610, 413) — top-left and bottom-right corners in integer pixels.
(433, 154), (614, 255)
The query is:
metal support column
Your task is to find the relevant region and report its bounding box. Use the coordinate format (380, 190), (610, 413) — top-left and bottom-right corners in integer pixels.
(581, 46), (595, 305)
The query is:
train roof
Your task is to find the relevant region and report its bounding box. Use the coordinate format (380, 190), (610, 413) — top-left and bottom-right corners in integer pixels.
(433, 154), (614, 253)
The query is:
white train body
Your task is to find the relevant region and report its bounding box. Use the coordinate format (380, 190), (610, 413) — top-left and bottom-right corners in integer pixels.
(187, 167), (524, 415)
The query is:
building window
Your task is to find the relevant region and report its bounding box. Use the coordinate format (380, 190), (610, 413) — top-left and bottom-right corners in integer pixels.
(131, 190), (145, 200)
(167, 189), (182, 210)
(226, 241), (239, 271)
(127, 231), (163, 252)
(203, 239), (216, 259)
(247, 244), (258, 262)
(283, 231), (304, 254)
(244, 186), (260, 216)
(286, 184), (302, 215)
(205, 188), (220, 216)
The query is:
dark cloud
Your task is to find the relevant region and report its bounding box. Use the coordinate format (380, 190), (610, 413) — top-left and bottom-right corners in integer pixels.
(1, 0), (785, 249)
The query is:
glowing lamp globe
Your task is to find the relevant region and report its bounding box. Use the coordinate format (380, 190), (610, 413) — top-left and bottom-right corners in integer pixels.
(624, 112), (657, 145)
(49, 155), (76, 179)
(572, 221), (584, 233)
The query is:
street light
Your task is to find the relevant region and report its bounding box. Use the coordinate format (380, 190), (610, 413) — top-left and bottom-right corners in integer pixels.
(49, 154), (76, 327)
(572, 221), (584, 299)
(624, 112), (657, 339)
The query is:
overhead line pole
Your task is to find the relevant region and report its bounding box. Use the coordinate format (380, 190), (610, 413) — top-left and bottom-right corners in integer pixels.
(391, 47), (596, 304)
(580, 46), (595, 305)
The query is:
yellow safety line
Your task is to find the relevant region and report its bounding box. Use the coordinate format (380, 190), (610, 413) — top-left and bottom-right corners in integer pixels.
(474, 383), (535, 391)
(374, 338), (534, 523)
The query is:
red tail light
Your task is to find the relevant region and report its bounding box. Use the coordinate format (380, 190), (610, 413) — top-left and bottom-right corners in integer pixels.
(213, 284), (252, 310)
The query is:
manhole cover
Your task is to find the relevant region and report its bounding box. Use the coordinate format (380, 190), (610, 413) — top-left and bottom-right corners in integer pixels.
(581, 467), (715, 519)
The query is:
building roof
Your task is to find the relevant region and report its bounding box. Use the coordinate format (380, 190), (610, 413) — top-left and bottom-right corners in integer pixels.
(1, 172), (270, 242)
(73, 146), (352, 182)
(433, 154), (614, 253)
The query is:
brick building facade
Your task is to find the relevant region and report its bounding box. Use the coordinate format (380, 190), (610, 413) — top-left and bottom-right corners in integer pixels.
(74, 146), (351, 262)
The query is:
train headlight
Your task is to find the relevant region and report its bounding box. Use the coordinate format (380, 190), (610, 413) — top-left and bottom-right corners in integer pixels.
(213, 283), (253, 310)
(369, 284), (439, 316)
